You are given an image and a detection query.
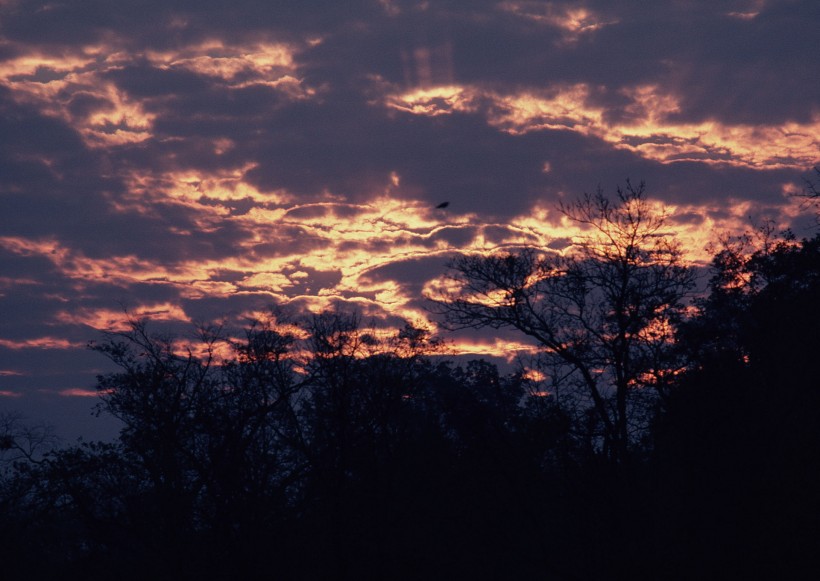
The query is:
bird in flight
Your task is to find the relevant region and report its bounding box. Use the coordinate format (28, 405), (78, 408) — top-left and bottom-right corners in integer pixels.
(435, 201), (450, 209)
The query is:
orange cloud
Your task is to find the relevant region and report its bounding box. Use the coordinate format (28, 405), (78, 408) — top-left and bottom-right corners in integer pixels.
(0, 236), (62, 257)
(726, 0), (767, 19)
(449, 338), (540, 362)
(386, 82), (820, 170)
(146, 40), (297, 81)
(0, 39), (311, 149)
(498, 2), (618, 40)
(125, 165), (292, 210)
(493, 85), (820, 170)
(0, 337), (85, 350)
(0, 51), (156, 146)
(385, 85), (477, 116)
(0, 171), (783, 356)
(57, 388), (99, 397)
(55, 303), (190, 332)
(0, 173), (752, 348)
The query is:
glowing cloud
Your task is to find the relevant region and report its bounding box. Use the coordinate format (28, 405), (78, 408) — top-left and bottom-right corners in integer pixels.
(0, 38), (310, 149)
(58, 388), (100, 397)
(0, 337), (85, 350)
(449, 337), (540, 362)
(499, 2), (618, 39)
(2, 1), (818, 440)
(385, 85), (476, 116)
(147, 41), (296, 82)
(387, 82), (820, 170)
(55, 303), (191, 332)
(0, 51), (156, 146)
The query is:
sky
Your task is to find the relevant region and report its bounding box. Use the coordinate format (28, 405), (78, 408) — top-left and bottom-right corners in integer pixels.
(1, 0), (818, 441)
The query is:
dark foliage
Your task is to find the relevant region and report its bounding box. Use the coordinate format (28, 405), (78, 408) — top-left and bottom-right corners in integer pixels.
(657, 231), (820, 579)
(2, 232), (820, 580)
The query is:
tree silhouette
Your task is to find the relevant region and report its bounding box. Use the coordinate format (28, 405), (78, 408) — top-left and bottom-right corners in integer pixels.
(799, 166), (820, 222)
(8, 222), (820, 578)
(657, 230), (820, 579)
(432, 182), (695, 463)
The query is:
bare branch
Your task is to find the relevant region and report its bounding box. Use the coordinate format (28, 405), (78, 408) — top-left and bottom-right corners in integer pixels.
(432, 183), (695, 463)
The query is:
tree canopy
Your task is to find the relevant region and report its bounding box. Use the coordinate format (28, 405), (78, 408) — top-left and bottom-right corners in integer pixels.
(432, 183), (695, 463)
(3, 189), (820, 580)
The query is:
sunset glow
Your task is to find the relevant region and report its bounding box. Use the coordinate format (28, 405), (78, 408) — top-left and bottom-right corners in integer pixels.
(390, 82), (820, 170)
(1, 1), (817, 437)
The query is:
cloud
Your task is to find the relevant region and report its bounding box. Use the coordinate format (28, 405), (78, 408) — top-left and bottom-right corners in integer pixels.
(57, 387), (99, 397)
(386, 81), (820, 170)
(0, 337), (85, 350)
(0, 0), (818, 439)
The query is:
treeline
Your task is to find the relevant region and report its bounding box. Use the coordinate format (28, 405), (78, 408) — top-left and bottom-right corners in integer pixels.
(2, 198), (820, 580)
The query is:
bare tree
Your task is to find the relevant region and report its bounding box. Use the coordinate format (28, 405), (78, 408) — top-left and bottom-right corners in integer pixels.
(431, 182), (695, 463)
(799, 166), (820, 224)
(0, 412), (57, 467)
(802, 166), (820, 198)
